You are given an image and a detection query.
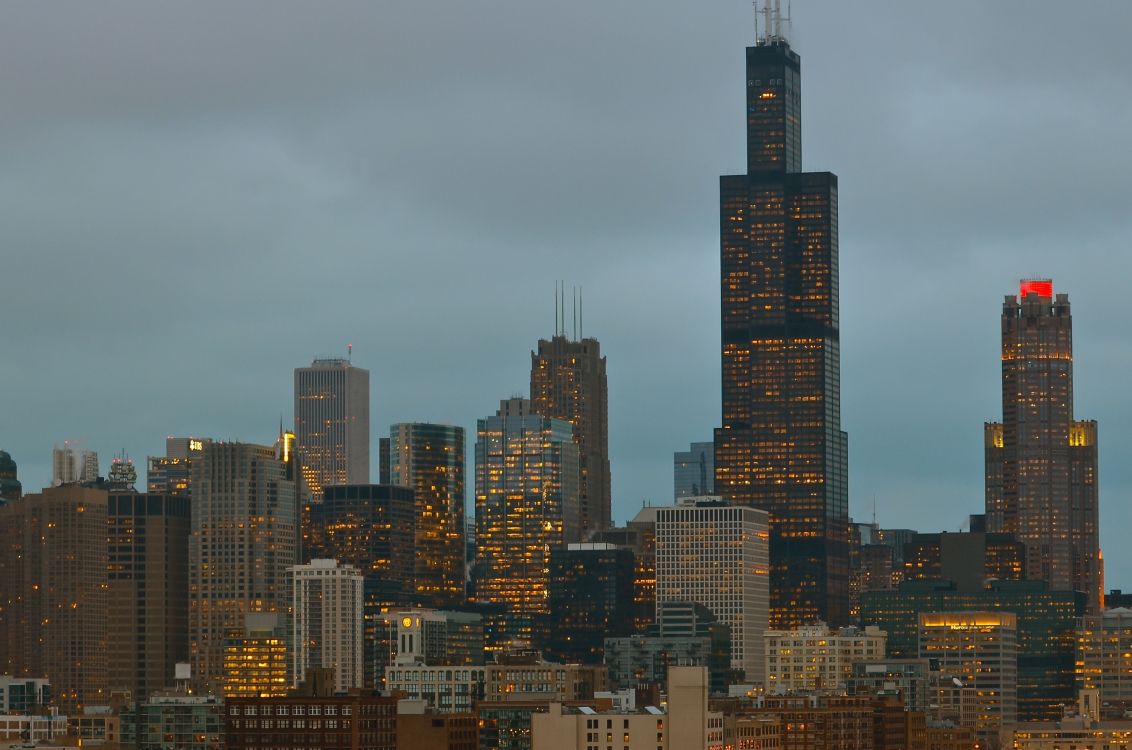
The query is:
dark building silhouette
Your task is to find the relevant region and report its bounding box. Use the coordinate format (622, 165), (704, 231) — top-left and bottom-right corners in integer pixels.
(902, 531), (1025, 591)
(107, 492), (191, 701)
(714, 26), (849, 628)
(531, 334), (611, 534)
(544, 543), (635, 663)
(0, 450), (21, 502)
(306, 484), (416, 688)
(985, 280), (1101, 613)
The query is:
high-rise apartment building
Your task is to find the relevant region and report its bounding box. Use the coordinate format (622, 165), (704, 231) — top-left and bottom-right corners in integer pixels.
(188, 441), (298, 694)
(985, 280), (1101, 612)
(147, 437), (212, 497)
(107, 492), (191, 700)
(52, 441), (99, 486)
(305, 484), (416, 688)
(474, 398), (580, 649)
(714, 17), (849, 629)
(0, 486), (109, 712)
(294, 358), (370, 499)
(918, 612), (1019, 742)
(389, 423), (466, 608)
(531, 334), (610, 534)
(0, 450), (20, 502)
(654, 497), (770, 683)
(288, 559), (364, 692)
(674, 441), (714, 500)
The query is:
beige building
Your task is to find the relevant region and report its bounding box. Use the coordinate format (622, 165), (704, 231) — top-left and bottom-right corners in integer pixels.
(1077, 608), (1132, 700)
(919, 612), (1018, 746)
(655, 497), (770, 684)
(531, 666), (725, 750)
(1013, 689), (1132, 749)
(764, 623), (886, 693)
(289, 559), (365, 691)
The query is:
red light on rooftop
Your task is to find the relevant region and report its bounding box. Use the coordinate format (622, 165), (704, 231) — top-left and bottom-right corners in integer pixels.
(1019, 279), (1053, 298)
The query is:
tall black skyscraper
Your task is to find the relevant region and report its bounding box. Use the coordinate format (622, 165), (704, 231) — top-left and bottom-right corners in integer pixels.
(714, 10), (849, 629)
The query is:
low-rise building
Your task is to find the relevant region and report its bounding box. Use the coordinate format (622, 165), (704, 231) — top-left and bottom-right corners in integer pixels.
(1013, 689), (1132, 749)
(0, 675), (51, 713)
(225, 692), (397, 750)
(395, 700), (476, 750)
(764, 624), (886, 694)
(0, 712), (68, 743)
(120, 692), (224, 750)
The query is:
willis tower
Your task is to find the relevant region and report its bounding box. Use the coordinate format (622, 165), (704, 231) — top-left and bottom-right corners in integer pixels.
(714, 3), (849, 629)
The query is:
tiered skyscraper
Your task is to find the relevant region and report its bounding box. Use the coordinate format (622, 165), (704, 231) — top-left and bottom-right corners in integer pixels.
(294, 358), (370, 499)
(531, 334), (611, 534)
(714, 12), (849, 628)
(985, 280), (1100, 612)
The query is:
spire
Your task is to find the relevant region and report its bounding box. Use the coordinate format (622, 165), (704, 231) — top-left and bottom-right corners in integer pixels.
(754, 0), (791, 46)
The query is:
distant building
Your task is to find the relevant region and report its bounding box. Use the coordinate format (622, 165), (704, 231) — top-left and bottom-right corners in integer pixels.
(306, 484), (416, 688)
(189, 440), (298, 694)
(0, 676), (50, 714)
(0, 450), (21, 502)
(389, 423), (466, 608)
(674, 441), (714, 499)
(0, 485), (109, 712)
(385, 661), (606, 714)
(474, 398), (580, 649)
(222, 613), (289, 698)
(396, 702), (476, 750)
(654, 497), (769, 683)
(902, 531), (1026, 591)
(754, 694), (875, 750)
(545, 543), (636, 663)
(294, 358), (370, 499)
(846, 658), (935, 712)
(985, 281), (1101, 613)
(386, 608), (484, 667)
(289, 559), (365, 692)
(590, 507), (659, 633)
(52, 441), (98, 486)
(0, 713), (68, 743)
(1076, 608), (1132, 701)
(764, 623), (886, 694)
(1013, 689), (1132, 750)
(147, 436), (212, 496)
(225, 692), (397, 750)
(531, 333), (611, 534)
(919, 612), (1019, 743)
(107, 492), (191, 700)
(604, 602), (732, 694)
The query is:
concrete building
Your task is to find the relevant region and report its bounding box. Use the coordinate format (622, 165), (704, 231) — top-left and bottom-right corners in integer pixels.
(654, 497), (769, 684)
(294, 357), (370, 499)
(1076, 608), (1132, 701)
(474, 397), (580, 649)
(764, 624), (886, 694)
(0, 676), (51, 713)
(389, 423), (466, 608)
(919, 612), (1018, 746)
(107, 491), (191, 700)
(985, 281), (1101, 612)
(223, 613), (290, 698)
(0, 713), (68, 743)
(846, 659), (935, 712)
(532, 666), (725, 750)
(531, 331), (611, 535)
(395, 701), (476, 750)
(674, 441), (714, 500)
(189, 440), (298, 694)
(384, 666), (485, 713)
(604, 602), (732, 694)
(289, 559), (365, 691)
(386, 608), (484, 667)
(0, 485), (109, 712)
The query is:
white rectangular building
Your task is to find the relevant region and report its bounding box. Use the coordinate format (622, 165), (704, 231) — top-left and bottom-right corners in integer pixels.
(764, 624), (887, 693)
(289, 559), (364, 692)
(655, 497), (770, 685)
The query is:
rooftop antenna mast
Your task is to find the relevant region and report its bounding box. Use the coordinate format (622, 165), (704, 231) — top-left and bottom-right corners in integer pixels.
(555, 282), (559, 336)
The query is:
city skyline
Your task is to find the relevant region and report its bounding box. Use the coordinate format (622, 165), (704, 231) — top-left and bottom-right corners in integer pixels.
(3, 2), (1132, 582)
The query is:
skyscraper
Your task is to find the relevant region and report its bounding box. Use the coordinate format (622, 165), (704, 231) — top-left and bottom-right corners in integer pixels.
(288, 559), (365, 692)
(52, 441), (98, 486)
(985, 280), (1100, 612)
(188, 441), (298, 694)
(107, 492), (191, 700)
(474, 397), (580, 649)
(714, 10), (849, 628)
(389, 423), (466, 608)
(147, 436), (212, 497)
(531, 334), (610, 534)
(0, 450), (21, 502)
(674, 441), (715, 499)
(294, 358), (370, 499)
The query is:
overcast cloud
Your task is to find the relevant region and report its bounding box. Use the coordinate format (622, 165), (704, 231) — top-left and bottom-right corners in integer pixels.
(2, 2), (1131, 579)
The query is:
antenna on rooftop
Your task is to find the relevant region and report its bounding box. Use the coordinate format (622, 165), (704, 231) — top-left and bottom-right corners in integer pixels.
(755, 0), (791, 45)
(347, 343), (352, 362)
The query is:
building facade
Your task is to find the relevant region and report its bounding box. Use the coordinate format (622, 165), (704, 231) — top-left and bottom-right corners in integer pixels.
(985, 281), (1101, 612)
(289, 559), (365, 691)
(0, 450), (21, 502)
(107, 492), (191, 700)
(531, 334), (611, 534)
(1076, 608), (1132, 701)
(222, 613), (290, 698)
(121, 692), (224, 750)
(654, 498), (769, 684)
(0, 485), (109, 712)
(147, 436), (212, 497)
(225, 693), (397, 750)
(388, 423), (466, 608)
(474, 397), (580, 649)
(545, 543), (636, 663)
(294, 358), (370, 499)
(189, 441), (298, 693)
(714, 26), (850, 631)
(386, 608), (484, 667)
(763, 624), (886, 694)
(674, 441), (714, 500)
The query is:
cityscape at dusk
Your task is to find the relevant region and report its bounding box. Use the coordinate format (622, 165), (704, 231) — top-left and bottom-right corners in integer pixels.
(1, 2), (1131, 749)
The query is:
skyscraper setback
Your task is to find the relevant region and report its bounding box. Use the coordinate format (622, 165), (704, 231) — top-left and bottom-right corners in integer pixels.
(531, 332), (611, 534)
(714, 15), (849, 628)
(294, 358), (370, 499)
(985, 280), (1100, 612)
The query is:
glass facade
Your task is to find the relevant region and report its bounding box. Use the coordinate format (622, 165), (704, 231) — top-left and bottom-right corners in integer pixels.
(545, 543), (636, 663)
(716, 39), (849, 630)
(389, 423), (466, 609)
(474, 398), (580, 651)
(294, 358), (370, 499)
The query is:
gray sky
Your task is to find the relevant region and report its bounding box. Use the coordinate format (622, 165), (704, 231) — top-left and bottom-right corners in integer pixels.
(3, 2), (1131, 579)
